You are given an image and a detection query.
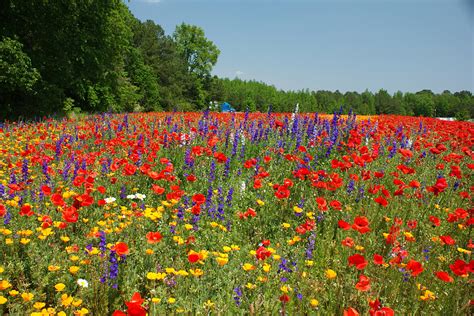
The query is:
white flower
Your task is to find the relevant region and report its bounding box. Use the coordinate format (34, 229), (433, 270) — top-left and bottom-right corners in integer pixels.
(126, 194), (136, 199)
(135, 193), (146, 200)
(240, 181), (246, 192)
(104, 197), (116, 204)
(77, 279), (88, 288)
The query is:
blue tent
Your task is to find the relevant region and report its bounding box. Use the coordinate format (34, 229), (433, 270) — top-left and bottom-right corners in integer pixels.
(220, 102), (235, 112)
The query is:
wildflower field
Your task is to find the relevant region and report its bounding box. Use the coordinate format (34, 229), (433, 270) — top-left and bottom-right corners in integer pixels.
(0, 111), (472, 315)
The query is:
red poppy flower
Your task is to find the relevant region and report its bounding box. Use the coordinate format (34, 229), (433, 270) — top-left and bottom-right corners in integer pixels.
(279, 294), (290, 303)
(146, 232), (163, 244)
(355, 274), (370, 291)
(348, 254), (368, 270)
(338, 220), (351, 230)
(188, 252), (201, 263)
(123, 163), (137, 176)
(373, 254), (384, 265)
(113, 242), (129, 256)
(0, 204), (6, 217)
(435, 271), (454, 282)
(374, 196), (388, 207)
(429, 215), (441, 227)
(256, 246), (272, 260)
(213, 152), (227, 163)
(187, 174), (197, 182)
(152, 184), (165, 195)
(51, 193), (65, 206)
(20, 204), (34, 217)
(192, 194), (206, 205)
(352, 216), (370, 234)
(330, 200), (342, 210)
(449, 259), (470, 276)
(125, 292), (146, 316)
(344, 307), (360, 316)
(439, 235), (456, 245)
(62, 206), (78, 223)
(406, 259), (423, 276)
(341, 237), (354, 248)
(316, 197), (328, 211)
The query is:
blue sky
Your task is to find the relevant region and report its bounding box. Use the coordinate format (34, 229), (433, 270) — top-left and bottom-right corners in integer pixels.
(127, 0), (473, 93)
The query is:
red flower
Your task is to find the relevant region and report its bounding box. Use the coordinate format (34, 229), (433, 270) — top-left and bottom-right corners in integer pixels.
(355, 274), (370, 291)
(341, 237), (354, 248)
(213, 152), (227, 163)
(315, 197), (328, 211)
(125, 292), (146, 316)
(188, 252), (201, 263)
(0, 204), (6, 217)
(279, 294), (290, 303)
(152, 185), (165, 195)
(352, 216), (371, 234)
(439, 235), (456, 245)
(374, 196), (388, 207)
(123, 163), (137, 176)
(20, 204), (34, 217)
(146, 232), (163, 244)
(435, 271), (454, 282)
(51, 193), (65, 206)
(338, 220), (351, 230)
(192, 194), (206, 205)
(344, 307), (360, 316)
(429, 215), (441, 227)
(113, 242), (129, 256)
(62, 206), (78, 223)
(406, 259), (423, 276)
(348, 254), (368, 270)
(373, 254), (384, 265)
(330, 200), (342, 210)
(256, 246), (272, 260)
(449, 259), (470, 276)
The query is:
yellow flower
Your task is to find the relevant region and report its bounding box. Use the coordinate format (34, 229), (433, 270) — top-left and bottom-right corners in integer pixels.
(151, 297), (161, 303)
(0, 280), (12, 290)
(57, 311), (67, 316)
(203, 300), (215, 309)
(61, 294), (74, 307)
(20, 238), (31, 245)
(0, 296), (7, 305)
(33, 302), (46, 309)
(280, 285), (292, 293)
(0, 266), (4, 273)
(231, 245), (240, 251)
(281, 223), (290, 229)
(420, 290), (436, 301)
(9, 290), (19, 296)
(55, 283), (66, 292)
(246, 283), (257, 290)
(147, 272), (166, 281)
(176, 270), (189, 277)
(72, 298), (83, 307)
(222, 246), (232, 252)
(48, 265), (61, 272)
(305, 260), (314, 266)
(145, 248), (154, 255)
(189, 269), (203, 277)
(167, 297), (176, 304)
(69, 266), (80, 274)
(242, 263), (255, 271)
(21, 292), (34, 302)
(60, 236), (70, 243)
(293, 206), (303, 213)
(262, 263), (271, 272)
(457, 248), (471, 255)
(310, 298), (319, 308)
(325, 269), (337, 279)
(256, 199), (265, 206)
(74, 308), (89, 316)
(216, 257), (228, 266)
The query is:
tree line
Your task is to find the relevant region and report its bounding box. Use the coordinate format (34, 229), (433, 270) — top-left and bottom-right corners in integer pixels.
(213, 79), (474, 119)
(1, 1), (472, 120)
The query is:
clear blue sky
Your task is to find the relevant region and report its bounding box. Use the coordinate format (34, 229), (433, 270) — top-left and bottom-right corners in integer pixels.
(127, 0), (473, 93)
